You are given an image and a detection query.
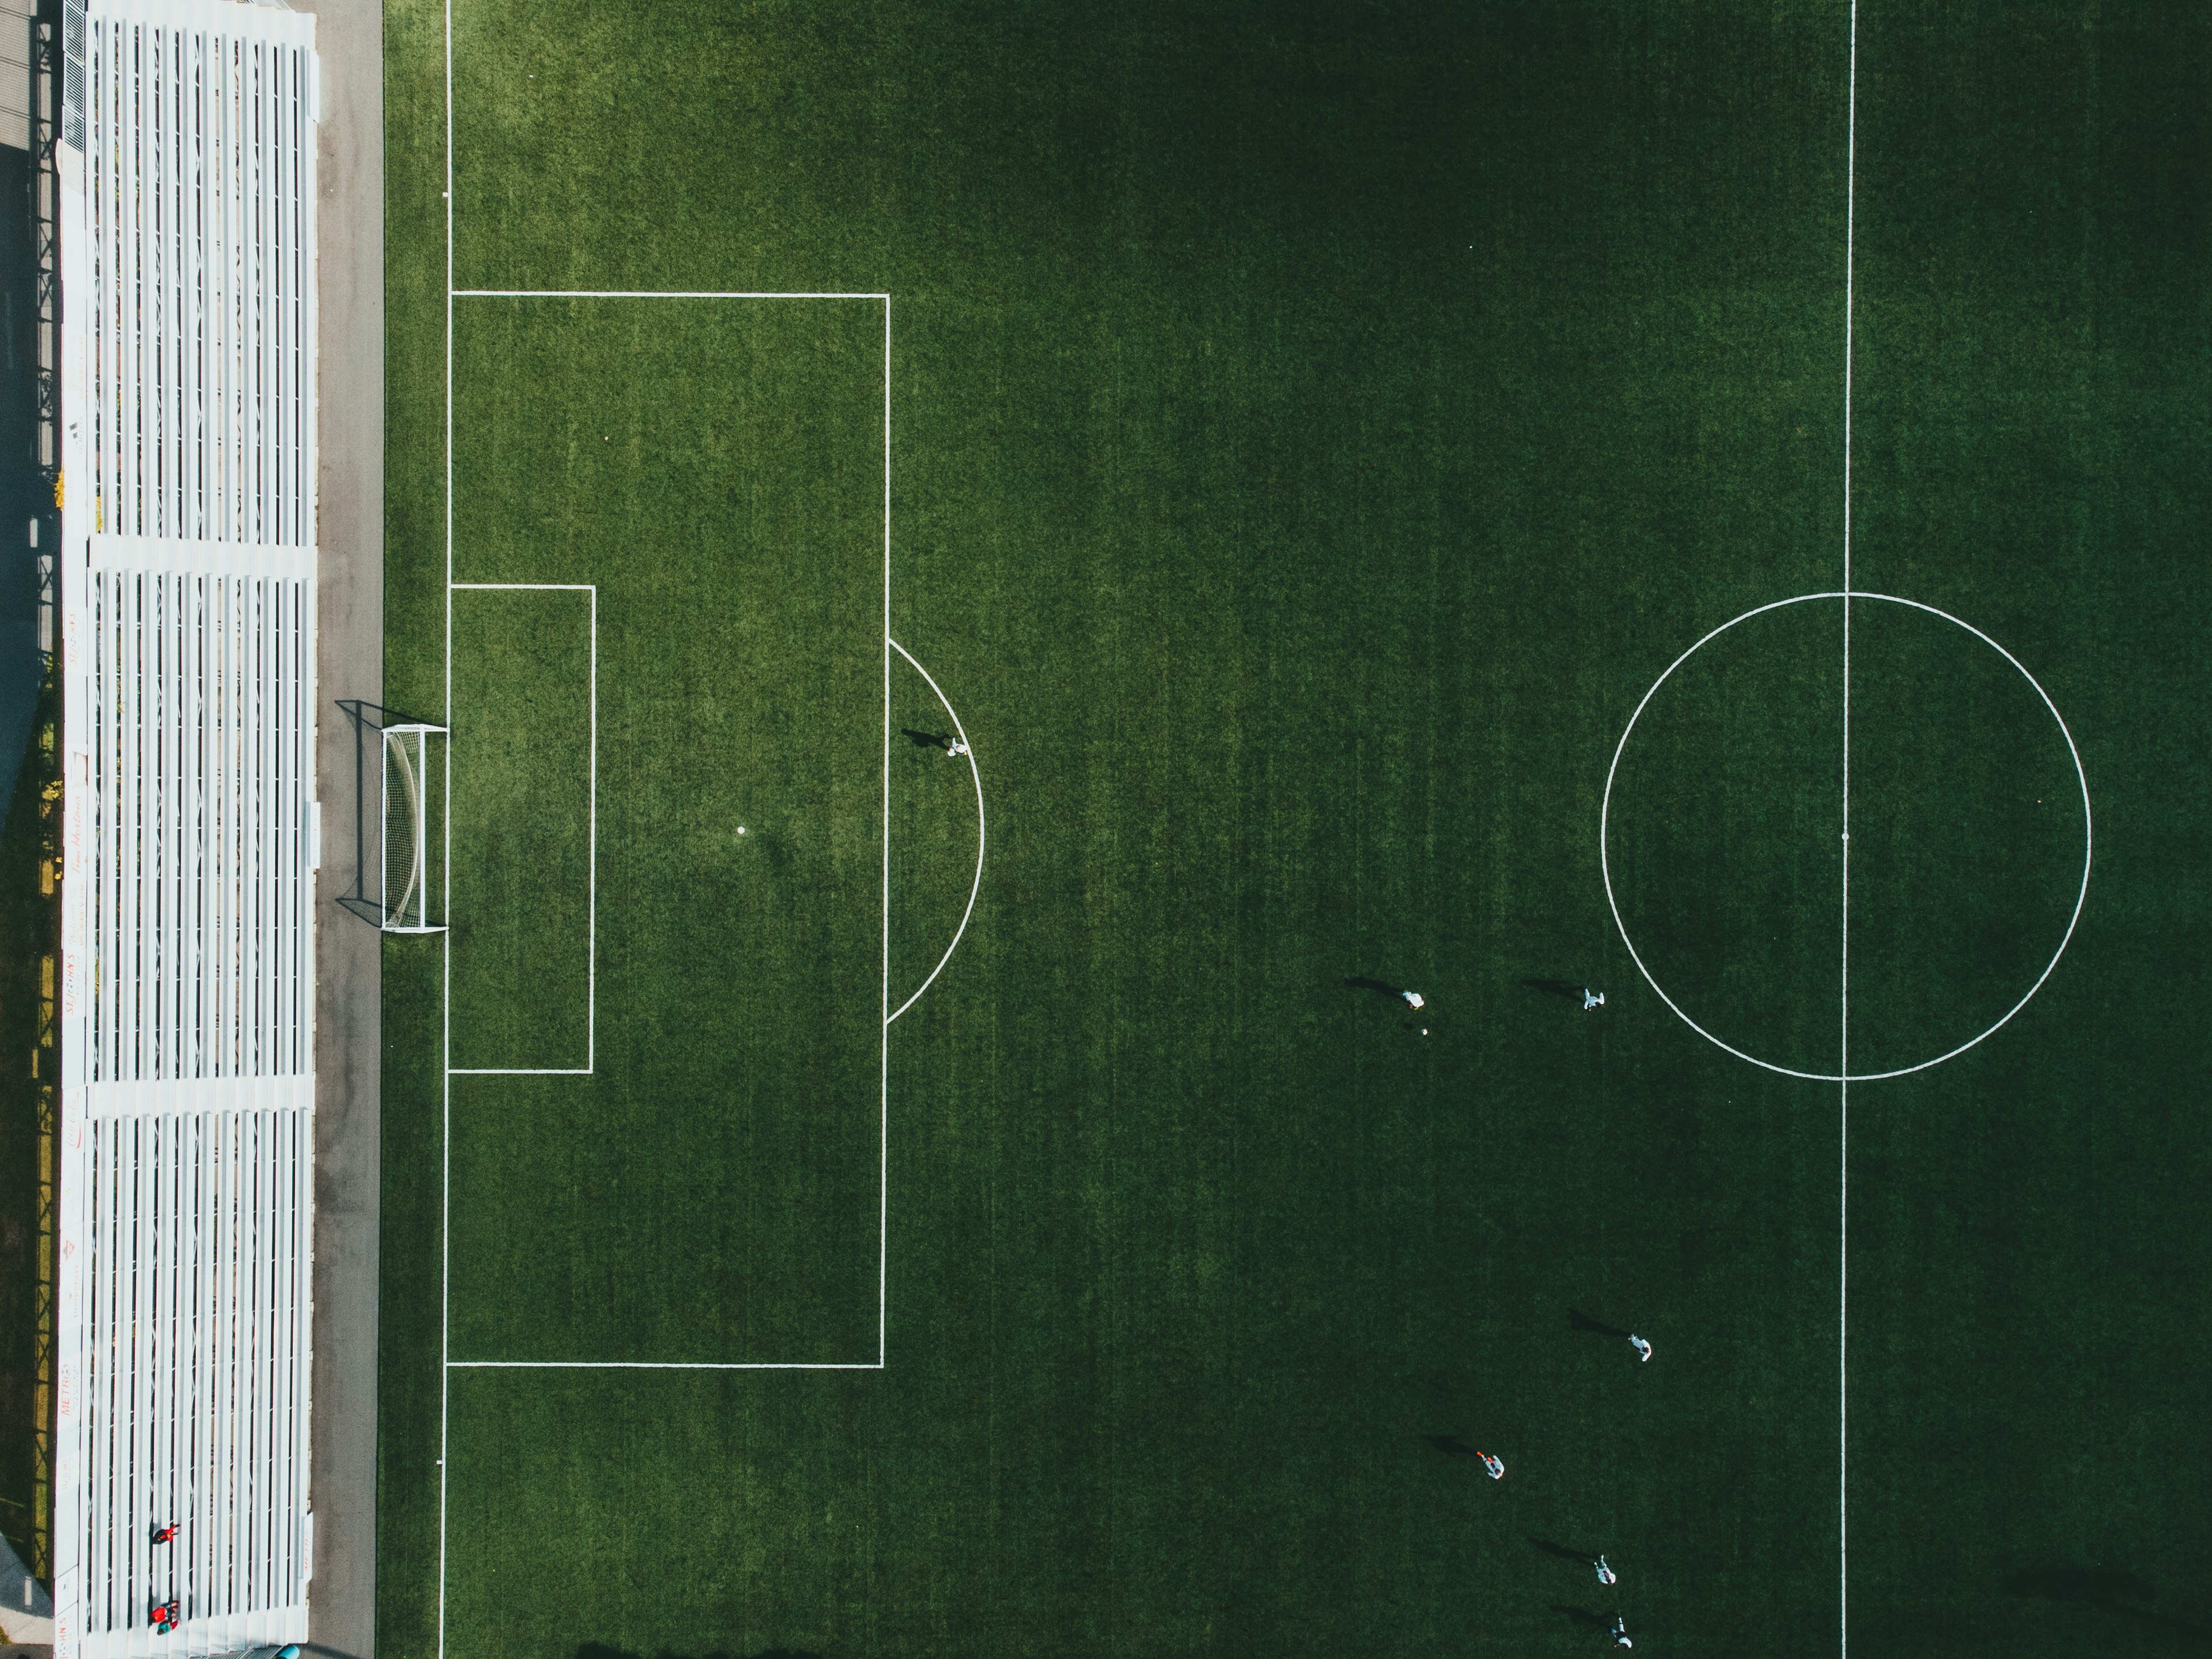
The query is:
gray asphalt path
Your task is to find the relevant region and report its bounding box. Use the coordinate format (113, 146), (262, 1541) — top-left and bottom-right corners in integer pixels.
(303, 2), (383, 1656)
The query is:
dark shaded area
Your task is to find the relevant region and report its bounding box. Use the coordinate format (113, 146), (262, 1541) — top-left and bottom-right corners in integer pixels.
(1520, 977), (1583, 999)
(1549, 1604), (1607, 1630)
(2004, 1565), (2155, 1604)
(1421, 1434), (1479, 1458)
(1837, 7), (2212, 1649)
(1569, 1309), (1631, 1337)
(0, 664), (55, 1581)
(900, 726), (954, 750)
(0, 144), (41, 816)
(1344, 975), (1405, 998)
(1532, 1536), (1601, 1564)
(2002, 1566), (2209, 1648)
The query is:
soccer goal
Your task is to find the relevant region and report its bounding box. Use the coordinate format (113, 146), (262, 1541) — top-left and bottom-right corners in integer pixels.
(337, 700), (450, 933)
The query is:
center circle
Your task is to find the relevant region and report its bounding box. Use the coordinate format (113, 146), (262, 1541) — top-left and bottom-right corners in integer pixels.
(1600, 592), (2092, 1082)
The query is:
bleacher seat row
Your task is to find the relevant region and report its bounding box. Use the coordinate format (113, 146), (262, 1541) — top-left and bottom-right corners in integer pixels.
(55, 2), (321, 1653)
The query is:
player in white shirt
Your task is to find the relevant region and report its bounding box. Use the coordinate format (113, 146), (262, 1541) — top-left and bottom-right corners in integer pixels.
(1628, 1334), (1652, 1363)
(1594, 1553), (1617, 1586)
(1583, 987), (1605, 1010)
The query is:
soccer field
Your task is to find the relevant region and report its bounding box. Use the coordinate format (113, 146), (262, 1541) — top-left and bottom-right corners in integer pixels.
(375, 3), (2212, 1654)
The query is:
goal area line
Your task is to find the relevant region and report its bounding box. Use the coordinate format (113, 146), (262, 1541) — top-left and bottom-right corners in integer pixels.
(446, 582), (597, 1076)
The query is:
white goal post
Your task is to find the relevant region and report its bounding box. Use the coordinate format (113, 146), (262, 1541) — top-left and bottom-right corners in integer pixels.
(335, 701), (448, 935)
(380, 723), (448, 933)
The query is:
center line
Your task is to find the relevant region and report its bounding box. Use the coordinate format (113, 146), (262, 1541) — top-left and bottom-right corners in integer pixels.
(1839, 4), (1860, 1657)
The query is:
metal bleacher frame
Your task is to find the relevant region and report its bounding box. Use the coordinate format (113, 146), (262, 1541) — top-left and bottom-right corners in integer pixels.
(52, 2), (321, 1654)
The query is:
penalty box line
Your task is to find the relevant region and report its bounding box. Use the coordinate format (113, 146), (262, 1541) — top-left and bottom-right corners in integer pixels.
(453, 288), (890, 300)
(424, 37), (905, 1659)
(437, 300), (893, 1401)
(446, 583), (598, 1077)
(447, 1360), (886, 1371)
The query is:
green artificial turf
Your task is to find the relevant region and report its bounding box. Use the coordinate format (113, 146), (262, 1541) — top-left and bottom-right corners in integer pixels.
(377, 3), (2212, 1654)
(447, 297), (886, 1363)
(450, 588), (591, 1068)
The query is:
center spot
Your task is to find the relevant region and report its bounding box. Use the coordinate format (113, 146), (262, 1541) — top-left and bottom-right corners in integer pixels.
(1604, 595), (2086, 1079)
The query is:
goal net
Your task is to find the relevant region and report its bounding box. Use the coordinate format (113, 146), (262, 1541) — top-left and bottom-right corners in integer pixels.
(380, 724), (446, 931)
(335, 703), (447, 933)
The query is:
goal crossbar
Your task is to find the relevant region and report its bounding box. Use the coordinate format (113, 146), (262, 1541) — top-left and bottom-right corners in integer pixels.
(335, 701), (448, 935)
(380, 724), (447, 933)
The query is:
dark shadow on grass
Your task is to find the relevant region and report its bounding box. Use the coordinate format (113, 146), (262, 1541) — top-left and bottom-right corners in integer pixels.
(1521, 977), (1582, 999)
(1345, 975), (1404, 998)
(0, 664), (58, 1582)
(1570, 1309), (1631, 1338)
(2004, 1567), (2209, 1649)
(900, 727), (954, 751)
(1422, 1435), (1478, 1458)
(1532, 1536), (1601, 1564)
(1548, 1604), (1607, 1630)
(2004, 1565), (2154, 1604)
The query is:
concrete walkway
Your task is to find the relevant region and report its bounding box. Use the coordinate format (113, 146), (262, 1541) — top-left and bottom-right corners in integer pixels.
(0, 1524), (53, 1646)
(301, 2), (383, 1656)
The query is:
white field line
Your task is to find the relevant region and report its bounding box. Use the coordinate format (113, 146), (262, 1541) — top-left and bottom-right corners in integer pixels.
(886, 637), (986, 1026)
(435, 263), (892, 1385)
(1841, 5), (1859, 1652)
(881, 298), (892, 1368)
(446, 585), (598, 1076)
(443, 316), (892, 1370)
(437, 0), (455, 1650)
(1597, 590), (2091, 1084)
(449, 1360), (885, 1371)
(437, 0), (454, 1652)
(452, 288), (889, 300)
(592, 577), (601, 1076)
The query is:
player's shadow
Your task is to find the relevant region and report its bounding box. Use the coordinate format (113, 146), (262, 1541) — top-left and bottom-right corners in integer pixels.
(1345, 975), (1405, 998)
(1569, 1309), (1632, 1338)
(900, 727), (954, 751)
(1521, 977), (1582, 999)
(576, 1648), (825, 1659)
(1532, 1536), (1602, 1564)
(1421, 1434), (1480, 1458)
(1548, 1605), (1607, 1630)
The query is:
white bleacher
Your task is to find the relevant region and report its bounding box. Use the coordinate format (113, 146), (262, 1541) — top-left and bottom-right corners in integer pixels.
(53, 2), (321, 1655)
